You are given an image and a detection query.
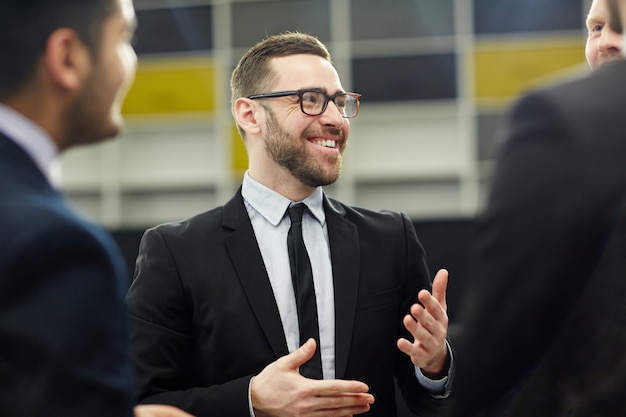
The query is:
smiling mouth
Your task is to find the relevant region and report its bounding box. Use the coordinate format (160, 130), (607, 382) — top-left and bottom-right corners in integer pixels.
(310, 139), (337, 148)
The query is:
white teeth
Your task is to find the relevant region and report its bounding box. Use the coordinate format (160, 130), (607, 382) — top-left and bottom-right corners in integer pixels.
(314, 139), (336, 148)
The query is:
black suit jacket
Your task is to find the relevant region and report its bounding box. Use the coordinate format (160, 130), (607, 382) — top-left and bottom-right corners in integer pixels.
(127, 189), (452, 416)
(0, 133), (135, 417)
(450, 60), (626, 416)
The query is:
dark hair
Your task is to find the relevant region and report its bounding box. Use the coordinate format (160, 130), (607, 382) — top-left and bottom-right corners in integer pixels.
(0, 0), (117, 98)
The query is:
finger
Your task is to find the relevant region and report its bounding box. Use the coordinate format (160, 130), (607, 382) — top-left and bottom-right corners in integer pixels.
(397, 331), (432, 358)
(404, 308), (437, 341)
(402, 312), (420, 337)
(416, 291), (444, 321)
(281, 338), (317, 371)
(134, 405), (196, 417)
(414, 295), (448, 340)
(431, 269), (448, 310)
(314, 379), (371, 396)
(398, 319), (439, 363)
(397, 337), (412, 355)
(407, 302), (438, 339)
(316, 393), (375, 413)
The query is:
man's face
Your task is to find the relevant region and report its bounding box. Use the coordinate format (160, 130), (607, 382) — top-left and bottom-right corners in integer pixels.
(260, 54), (350, 188)
(586, 0), (623, 68)
(64, 0), (137, 147)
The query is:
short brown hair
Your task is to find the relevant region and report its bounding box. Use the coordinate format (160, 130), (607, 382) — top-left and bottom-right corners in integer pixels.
(230, 32), (332, 137)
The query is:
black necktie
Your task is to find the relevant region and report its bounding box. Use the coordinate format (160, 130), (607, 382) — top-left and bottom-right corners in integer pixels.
(287, 203), (323, 379)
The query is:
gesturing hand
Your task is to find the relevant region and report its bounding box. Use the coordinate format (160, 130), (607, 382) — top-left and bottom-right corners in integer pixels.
(134, 404), (195, 417)
(251, 339), (375, 417)
(397, 269), (449, 378)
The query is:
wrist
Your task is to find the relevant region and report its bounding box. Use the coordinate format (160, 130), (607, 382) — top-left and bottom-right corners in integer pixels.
(420, 345), (449, 379)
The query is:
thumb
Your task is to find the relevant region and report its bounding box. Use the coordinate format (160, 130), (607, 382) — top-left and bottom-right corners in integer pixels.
(282, 338), (317, 371)
(432, 269), (448, 311)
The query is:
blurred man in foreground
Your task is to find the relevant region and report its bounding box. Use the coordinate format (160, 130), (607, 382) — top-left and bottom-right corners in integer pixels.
(450, 0), (626, 415)
(0, 1), (192, 416)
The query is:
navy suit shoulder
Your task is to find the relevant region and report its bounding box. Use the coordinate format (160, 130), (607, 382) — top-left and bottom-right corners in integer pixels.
(0, 134), (134, 417)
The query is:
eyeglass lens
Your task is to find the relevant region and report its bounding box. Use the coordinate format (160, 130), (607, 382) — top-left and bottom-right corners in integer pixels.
(301, 91), (359, 117)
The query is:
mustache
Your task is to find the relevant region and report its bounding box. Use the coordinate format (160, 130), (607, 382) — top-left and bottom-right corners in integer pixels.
(302, 127), (345, 141)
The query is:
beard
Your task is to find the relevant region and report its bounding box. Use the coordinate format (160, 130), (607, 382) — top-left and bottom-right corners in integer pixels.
(263, 106), (344, 188)
(60, 58), (128, 151)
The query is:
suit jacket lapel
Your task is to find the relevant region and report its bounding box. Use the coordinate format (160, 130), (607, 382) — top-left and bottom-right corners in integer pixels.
(223, 189), (289, 358)
(324, 196), (360, 379)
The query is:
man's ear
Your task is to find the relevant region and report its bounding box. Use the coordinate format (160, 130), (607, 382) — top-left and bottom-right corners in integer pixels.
(234, 97), (263, 136)
(43, 28), (91, 92)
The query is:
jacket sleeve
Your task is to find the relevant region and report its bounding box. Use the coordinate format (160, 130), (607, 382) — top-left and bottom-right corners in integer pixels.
(127, 226), (252, 417)
(395, 212), (454, 414)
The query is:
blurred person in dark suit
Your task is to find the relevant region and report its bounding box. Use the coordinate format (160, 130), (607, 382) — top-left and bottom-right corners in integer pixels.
(450, 0), (626, 416)
(0, 1), (193, 416)
(127, 31), (454, 417)
(586, 0), (623, 68)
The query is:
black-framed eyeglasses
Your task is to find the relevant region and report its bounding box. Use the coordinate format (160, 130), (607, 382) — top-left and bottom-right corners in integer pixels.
(247, 89), (361, 118)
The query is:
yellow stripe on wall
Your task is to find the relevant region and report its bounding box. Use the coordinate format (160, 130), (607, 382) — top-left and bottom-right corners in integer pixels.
(474, 37), (586, 102)
(122, 58), (217, 115)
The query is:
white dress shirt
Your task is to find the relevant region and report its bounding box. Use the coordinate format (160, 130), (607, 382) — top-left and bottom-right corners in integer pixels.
(242, 172), (336, 379)
(0, 103), (60, 186)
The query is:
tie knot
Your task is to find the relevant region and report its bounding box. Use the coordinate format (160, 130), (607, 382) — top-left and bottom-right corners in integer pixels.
(288, 203), (306, 224)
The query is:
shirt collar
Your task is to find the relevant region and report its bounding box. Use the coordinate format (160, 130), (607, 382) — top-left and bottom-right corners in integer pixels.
(0, 103), (59, 185)
(242, 171), (326, 226)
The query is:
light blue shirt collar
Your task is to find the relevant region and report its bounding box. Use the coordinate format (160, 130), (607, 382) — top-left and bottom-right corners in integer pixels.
(0, 103), (59, 184)
(241, 171), (326, 226)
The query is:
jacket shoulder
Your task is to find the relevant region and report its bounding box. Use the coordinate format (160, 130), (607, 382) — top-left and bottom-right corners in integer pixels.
(147, 205), (225, 240)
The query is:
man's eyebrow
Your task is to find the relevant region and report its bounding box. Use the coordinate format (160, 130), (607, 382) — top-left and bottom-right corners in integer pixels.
(300, 87), (325, 92)
(586, 14), (604, 26)
(301, 87), (347, 95)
